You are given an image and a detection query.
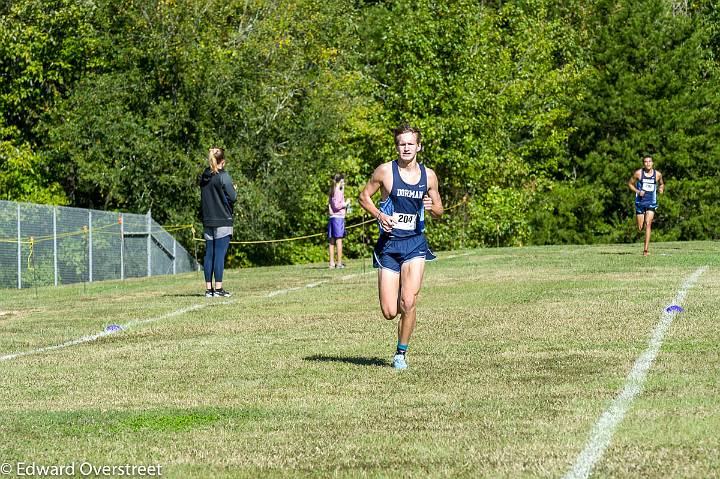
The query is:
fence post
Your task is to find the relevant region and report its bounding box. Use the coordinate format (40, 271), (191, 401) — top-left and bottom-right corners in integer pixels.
(17, 203), (21, 289)
(88, 210), (93, 283)
(173, 238), (177, 275)
(53, 207), (58, 287)
(192, 225), (200, 273)
(462, 194), (469, 250)
(120, 213), (124, 280)
(146, 211), (152, 277)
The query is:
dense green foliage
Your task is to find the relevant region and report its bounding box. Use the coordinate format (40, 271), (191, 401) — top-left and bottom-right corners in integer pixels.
(1, 0), (718, 265)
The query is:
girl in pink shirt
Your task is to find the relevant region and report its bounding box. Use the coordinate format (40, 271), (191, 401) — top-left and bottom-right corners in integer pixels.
(328, 173), (349, 268)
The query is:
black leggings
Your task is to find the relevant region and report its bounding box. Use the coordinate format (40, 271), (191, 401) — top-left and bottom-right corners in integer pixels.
(203, 235), (230, 283)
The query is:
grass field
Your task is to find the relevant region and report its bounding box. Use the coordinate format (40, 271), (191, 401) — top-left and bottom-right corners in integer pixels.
(1, 241), (719, 478)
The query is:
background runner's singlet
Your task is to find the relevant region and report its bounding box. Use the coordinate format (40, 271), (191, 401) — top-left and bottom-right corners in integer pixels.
(378, 161), (428, 238)
(636, 169), (657, 206)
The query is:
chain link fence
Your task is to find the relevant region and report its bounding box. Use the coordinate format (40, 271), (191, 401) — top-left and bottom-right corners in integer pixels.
(0, 200), (198, 289)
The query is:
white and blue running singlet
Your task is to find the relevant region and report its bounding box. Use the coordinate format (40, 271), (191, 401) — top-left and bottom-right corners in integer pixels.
(378, 161), (428, 238)
(635, 169), (658, 209)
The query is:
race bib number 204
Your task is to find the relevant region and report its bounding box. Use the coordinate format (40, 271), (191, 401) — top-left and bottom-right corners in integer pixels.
(392, 212), (417, 231)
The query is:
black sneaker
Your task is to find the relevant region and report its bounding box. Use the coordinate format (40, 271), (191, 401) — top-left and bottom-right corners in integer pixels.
(205, 289), (214, 298)
(214, 288), (232, 297)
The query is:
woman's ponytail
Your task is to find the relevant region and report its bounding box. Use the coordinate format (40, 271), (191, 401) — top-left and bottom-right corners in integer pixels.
(208, 147), (225, 174)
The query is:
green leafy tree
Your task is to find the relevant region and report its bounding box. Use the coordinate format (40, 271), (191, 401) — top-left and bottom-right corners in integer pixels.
(0, 139), (67, 204)
(0, 0), (100, 205)
(0, 0), (103, 141)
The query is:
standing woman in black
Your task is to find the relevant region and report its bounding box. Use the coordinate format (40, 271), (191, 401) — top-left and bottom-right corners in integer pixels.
(199, 147), (237, 297)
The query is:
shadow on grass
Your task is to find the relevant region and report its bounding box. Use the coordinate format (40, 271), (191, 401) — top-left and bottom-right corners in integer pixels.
(163, 293), (208, 298)
(303, 354), (389, 367)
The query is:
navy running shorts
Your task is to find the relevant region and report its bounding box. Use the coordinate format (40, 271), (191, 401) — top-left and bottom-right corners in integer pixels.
(373, 234), (436, 274)
(635, 202), (657, 215)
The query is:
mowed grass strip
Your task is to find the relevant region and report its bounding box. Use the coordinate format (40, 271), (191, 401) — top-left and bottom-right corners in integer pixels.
(0, 241), (718, 478)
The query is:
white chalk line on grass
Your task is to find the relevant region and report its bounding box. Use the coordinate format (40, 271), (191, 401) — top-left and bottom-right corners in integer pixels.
(563, 266), (707, 479)
(0, 303), (206, 363)
(0, 269), (378, 363)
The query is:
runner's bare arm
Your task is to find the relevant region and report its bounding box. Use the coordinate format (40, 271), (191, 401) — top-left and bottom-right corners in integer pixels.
(628, 170), (643, 196)
(359, 163), (395, 232)
(423, 168), (443, 219)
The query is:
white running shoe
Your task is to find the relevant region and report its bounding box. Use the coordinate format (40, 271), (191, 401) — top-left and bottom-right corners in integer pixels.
(392, 354), (408, 370)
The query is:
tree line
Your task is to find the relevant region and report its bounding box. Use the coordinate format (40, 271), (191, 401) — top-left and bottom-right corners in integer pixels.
(1, 0), (718, 266)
